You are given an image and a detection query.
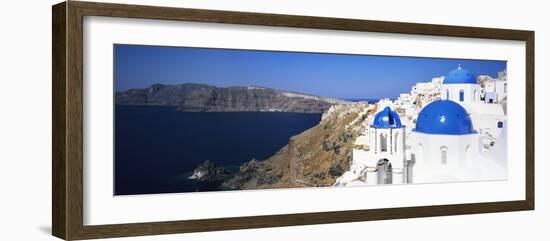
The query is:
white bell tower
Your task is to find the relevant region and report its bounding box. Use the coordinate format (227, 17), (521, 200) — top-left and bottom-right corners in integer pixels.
(352, 107), (407, 185)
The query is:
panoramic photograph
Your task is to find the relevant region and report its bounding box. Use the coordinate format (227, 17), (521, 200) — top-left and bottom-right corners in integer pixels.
(113, 44), (508, 195)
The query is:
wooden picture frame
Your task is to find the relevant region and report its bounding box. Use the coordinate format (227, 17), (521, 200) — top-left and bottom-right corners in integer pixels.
(52, 1), (534, 240)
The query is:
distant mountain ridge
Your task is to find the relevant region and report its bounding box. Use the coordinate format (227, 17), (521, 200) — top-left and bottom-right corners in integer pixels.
(115, 83), (348, 113)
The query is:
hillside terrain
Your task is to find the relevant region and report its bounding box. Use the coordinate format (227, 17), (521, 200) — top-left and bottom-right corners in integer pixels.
(222, 103), (373, 189)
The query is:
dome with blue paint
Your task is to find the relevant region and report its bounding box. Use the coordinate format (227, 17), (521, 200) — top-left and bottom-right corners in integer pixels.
(414, 100), (476, 135)
(371, 107), (403, 129)
(443, 66), (477, 84)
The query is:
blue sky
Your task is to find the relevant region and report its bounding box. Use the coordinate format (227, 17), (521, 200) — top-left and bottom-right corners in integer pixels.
(114, 44), (506, 99)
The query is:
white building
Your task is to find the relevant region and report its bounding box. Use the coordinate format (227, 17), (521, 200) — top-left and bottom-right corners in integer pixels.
(439, 66), (507, 140)
(479, 74), (507, 104)
(411, 76), (443, 97)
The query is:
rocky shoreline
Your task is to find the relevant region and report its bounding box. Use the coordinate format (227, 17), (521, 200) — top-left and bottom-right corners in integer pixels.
(189, 102), (371, 191)
(188, 160), (231, 182)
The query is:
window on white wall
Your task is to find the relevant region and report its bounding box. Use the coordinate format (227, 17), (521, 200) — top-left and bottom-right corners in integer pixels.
(440, 146), (448, 164)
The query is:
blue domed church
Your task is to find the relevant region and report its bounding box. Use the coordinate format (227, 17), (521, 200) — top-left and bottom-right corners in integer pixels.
(440, 65), (482, 104)
(350, 106), (407, 185)
(410, 100), (480, 183)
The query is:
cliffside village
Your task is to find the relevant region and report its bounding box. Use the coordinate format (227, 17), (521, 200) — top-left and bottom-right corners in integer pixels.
(335, 66), (508, 186)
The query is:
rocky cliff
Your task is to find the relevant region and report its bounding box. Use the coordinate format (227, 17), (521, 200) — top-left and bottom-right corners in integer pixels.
(116, 83), (346, 113)
(222, 102), (372, 190)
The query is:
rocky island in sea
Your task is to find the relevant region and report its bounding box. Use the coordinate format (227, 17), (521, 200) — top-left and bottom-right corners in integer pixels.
(116, 83), (347, 113)
(188, 160), (230, 181)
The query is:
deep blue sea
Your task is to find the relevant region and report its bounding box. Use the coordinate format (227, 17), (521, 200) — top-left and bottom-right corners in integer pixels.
(114, 105), (322, 195)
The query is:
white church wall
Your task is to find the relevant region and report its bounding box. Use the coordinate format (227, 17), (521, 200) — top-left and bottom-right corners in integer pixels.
(351, 149), (369, 170)
(410, 132), (480, 183)
(441, 83), (482, 104)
